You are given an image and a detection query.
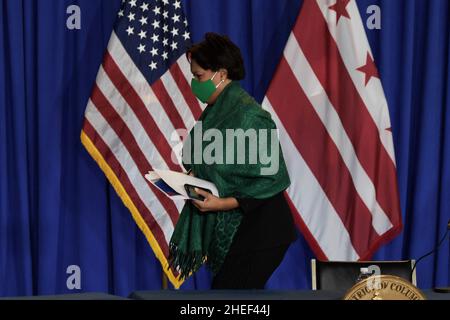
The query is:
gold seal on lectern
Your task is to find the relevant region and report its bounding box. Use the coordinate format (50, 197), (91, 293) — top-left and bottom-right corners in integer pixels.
(343, 275), (427, 300)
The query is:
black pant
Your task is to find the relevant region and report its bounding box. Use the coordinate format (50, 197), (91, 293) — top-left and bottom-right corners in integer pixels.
(211, 244), (290, 289)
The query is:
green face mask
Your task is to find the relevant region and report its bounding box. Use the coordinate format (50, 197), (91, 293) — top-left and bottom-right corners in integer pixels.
(191, 72), (224, 103)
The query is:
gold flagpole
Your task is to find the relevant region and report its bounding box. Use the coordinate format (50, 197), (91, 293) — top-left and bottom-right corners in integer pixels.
(162, 272), (169, 290)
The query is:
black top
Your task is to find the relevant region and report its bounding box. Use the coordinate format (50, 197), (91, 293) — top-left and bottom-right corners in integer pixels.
(227, 192), (298, 255)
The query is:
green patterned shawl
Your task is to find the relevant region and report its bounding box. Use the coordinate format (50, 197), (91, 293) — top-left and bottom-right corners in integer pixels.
(168, 81), (290, 280)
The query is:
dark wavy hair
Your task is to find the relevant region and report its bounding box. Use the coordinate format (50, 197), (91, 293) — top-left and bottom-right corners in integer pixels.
(186, 32), (245, 81)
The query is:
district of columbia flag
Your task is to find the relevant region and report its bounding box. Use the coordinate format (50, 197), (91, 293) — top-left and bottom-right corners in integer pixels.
(262, 0), (402, 261)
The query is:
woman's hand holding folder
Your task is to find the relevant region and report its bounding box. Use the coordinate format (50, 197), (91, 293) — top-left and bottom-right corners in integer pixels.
(191, 188), (239, 213)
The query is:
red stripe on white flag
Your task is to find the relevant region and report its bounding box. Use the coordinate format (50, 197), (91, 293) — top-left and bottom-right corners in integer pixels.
(283, 33), (393, 235)
(151, 79), (188, 131)
(82, 119), (173, 250)
(102, 51), (182, 172)
(263, 0), (402, 260)
(293, 0), (401, 227)
(267, 57), (379, 257)
(315, 0), (396, 162)
(169, 63), (203, 120)
(89, 83), (180, 225)
(263, 98), (360, 260)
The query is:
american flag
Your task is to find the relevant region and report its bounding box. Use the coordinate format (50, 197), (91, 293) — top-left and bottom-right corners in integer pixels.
(262, 0), (402, 261)
(81, 0), (200, 288)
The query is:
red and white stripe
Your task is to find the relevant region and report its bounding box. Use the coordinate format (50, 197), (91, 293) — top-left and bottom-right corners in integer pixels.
(263, 0), (402, 260)
(82, 31), (203, 267)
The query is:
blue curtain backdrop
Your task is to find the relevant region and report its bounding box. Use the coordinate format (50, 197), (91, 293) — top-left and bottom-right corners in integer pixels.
(0, 0), (449, 297)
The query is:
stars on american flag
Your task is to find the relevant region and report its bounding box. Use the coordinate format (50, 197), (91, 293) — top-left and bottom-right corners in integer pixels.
(139, 16), (148, 26)
(141, 2), (149, 12)
(138, 30), (147, 39)
(153, 6), (161, 15)
(126, 26), (134, 35)
(117, 0), (191, 75)
(171, 14), (180, 23)
(150, 47), (159, 56)
(152, 20), (161, 29)
(137, 43), (146, 53)
(149, 61), (158, 70)
(151, 33), (159, 43)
